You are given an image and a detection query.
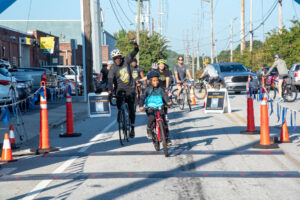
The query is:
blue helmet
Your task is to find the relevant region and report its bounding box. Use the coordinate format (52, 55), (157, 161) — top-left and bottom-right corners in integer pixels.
(273, 54), (280, 59)
(147, 70), (160, 80)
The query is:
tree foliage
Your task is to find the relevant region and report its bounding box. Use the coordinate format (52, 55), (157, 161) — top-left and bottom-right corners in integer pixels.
(114, 30), (168, 72)
(232, 20), (300, 71)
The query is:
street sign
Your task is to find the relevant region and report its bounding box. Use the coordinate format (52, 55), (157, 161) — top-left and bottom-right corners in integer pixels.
(204, 88), (231, 114)
(88, 92), (111, 118)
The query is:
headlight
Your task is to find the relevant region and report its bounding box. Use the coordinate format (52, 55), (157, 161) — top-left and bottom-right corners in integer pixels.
(224, 76), (232, 82)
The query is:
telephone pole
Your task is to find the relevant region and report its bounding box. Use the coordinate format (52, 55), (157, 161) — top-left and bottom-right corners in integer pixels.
(158, 0), (163, 35)
(145, 0), (150, 33)
(249, 0), (253, 52)
(230, 19), (233, 62)
(192, 27), (195, 79)
(137, 0), (141, 63)
(278, 0), (283, 34)
(240, 0), (245, 54)
(210, 0), (214, 63)
(196, 10), (200, 71)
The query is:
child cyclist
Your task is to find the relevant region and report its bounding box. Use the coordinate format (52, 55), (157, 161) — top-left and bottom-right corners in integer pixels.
(139, 70), (172, 145)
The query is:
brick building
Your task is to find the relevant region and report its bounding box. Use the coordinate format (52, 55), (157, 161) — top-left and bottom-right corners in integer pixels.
(0, 25), (59, 67)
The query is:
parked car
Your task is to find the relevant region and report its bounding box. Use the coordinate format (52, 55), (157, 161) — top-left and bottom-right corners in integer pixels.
(0, 73), (18, 104)
(289, 63), (300, 88)
(8, 67), (57, 92)
(212, 62), (259, 93)
(0, 67), (32, 100)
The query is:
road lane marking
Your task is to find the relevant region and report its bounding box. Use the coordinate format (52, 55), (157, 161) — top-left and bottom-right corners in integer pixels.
(231, 112), (247, 124)
(22, 119), (117, 200)
(224, 113), (242, 127)
(3, 171), (300, 180)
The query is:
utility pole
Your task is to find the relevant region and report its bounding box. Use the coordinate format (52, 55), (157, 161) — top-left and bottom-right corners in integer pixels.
(145, 0), (150, 33)
(141, 0), (144, 31)
(90, 0), (102, 74)
(210, 0), (214, 63)
(81, 0), (94, 97)
(278, 0), (283, 34)
(240, 0), (245, 54)
(137, 0), (141, 64)
(197, 9), (200, 71)
(158, 0), (163, 35)
(192, 27), (195, 79)
(230, 19), (233, 62)
(152, 18), (154, 35)
(249, 0), (253, 52)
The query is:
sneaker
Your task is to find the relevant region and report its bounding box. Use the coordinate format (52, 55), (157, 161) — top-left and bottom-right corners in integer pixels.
(176, 99), (181, 104)
(129, 127), (135, 138)
(277, 97), (284, 102)
(147, 128), (153, 140)
(166, 138), (172, 146)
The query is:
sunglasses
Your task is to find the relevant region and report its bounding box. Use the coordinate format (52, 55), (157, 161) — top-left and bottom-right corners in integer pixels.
(178, 59), (184, 61)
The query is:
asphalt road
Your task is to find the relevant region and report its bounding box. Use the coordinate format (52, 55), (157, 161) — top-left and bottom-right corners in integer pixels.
(0, 94), (300, 200)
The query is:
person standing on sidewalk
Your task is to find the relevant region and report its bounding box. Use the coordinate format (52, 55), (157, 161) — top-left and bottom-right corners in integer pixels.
(108, 42), (139, 138)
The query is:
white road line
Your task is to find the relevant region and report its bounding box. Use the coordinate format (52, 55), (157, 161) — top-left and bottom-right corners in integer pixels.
(22, 119), (117, 200)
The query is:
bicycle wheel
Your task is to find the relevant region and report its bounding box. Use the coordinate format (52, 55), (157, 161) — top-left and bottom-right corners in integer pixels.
(158, 120), (168, 157)
(152, 128), (160, 151)
(282, 84), (298, 102)
(171, 89), (178, 105)
(179, 90), (185, 110)
(186, 87), (192, 111)
(266, 86), (277, 100)
(118, 111), (125, 145)
(194, 83), (207, 100)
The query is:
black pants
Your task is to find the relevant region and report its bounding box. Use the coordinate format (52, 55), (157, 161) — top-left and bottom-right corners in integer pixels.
(146, 109), (168, 129)
(116, 90), (136, 125)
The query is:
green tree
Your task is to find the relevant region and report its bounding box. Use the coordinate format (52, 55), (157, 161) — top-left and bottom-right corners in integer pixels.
(114, 30), (168, 72)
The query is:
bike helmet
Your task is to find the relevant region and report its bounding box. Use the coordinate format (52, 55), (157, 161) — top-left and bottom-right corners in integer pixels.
(203, 59), (210, 65)
(111, 49), (122, 59)
(157, 59), (167, 64)
(147, 70), (160, 79)
(273, 54), (280, 59)
(151, 63), (158, 69)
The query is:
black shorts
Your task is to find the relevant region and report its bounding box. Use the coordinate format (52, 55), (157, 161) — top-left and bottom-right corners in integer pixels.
(278, 74), (289, 79)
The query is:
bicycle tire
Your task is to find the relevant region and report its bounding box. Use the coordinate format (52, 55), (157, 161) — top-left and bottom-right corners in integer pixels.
(171, 89), (178, 105)
(118, 111), (125, 146)
(158, 120), (168, 157)
(186, 87), (192, 111)
(179, 89), (185, 110)
(266, 86), (277, 100)
(282, 84), (298, 102)
(194, 83), (207, 100)
(152, 128), (160, 151)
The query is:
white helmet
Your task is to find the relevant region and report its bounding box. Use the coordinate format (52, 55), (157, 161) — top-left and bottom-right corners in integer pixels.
(111, 49), (122, 59)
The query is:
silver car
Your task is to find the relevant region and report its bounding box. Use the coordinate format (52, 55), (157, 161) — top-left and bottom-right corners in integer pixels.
(212, 62), (259, 93)
(289, 63), (300, 87)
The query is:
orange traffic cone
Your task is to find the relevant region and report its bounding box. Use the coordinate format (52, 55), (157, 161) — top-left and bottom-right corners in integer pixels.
(241, 82), (259, 134)
(190, 86), (197, 105)
(253, 87), (278, 149)
(279, 120), (291, 143)
(31, 82), (59, 154)
(1, 133), (16, 162)
(9, 125), (18, 149)
(60, 85), (81, 137)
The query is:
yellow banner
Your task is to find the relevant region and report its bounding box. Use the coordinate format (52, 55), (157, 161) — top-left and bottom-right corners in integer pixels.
(40, 37), (55, 50)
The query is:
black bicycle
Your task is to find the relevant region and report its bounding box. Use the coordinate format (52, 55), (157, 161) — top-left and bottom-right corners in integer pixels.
(110, 92), (131, 145)
(172, 79), (193, 111)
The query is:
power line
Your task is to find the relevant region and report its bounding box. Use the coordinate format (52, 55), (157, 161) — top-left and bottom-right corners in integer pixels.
(108, 0), (126, 30)
(26, 0), (33, 31)
(115, 0), (134, 25)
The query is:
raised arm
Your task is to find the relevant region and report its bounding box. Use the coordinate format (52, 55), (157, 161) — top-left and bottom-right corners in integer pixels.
(124, 43), (139, 65)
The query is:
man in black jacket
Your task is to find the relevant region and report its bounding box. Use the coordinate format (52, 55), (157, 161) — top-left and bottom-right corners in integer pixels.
(108, 42), (139, 138)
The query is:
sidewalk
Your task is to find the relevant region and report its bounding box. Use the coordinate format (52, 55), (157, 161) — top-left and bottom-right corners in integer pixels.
(0, 101), (88, 154)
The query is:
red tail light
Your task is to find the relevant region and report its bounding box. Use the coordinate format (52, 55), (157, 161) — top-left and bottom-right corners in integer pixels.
(295, 72), (298, 78)
(0, 80), (10, 85)
(41, 74), (47, 82)
(72, 82), (76, 86)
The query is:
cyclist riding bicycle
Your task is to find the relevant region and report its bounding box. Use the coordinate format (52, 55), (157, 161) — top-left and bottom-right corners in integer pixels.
(157, 59), (170, 121)
(108, 42), (139, 138)
(174, 56), (193, 104)
(264, 54), (289, 102)
(200, 59), (219, 88)
(131, 58), (145, 103)
(139, 70), (172, 145)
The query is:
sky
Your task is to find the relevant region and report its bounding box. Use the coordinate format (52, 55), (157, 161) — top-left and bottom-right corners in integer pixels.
(0, 0), (299, 57)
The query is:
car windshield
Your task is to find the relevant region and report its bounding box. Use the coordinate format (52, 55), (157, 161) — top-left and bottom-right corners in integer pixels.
(220, 64), (248, 73)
